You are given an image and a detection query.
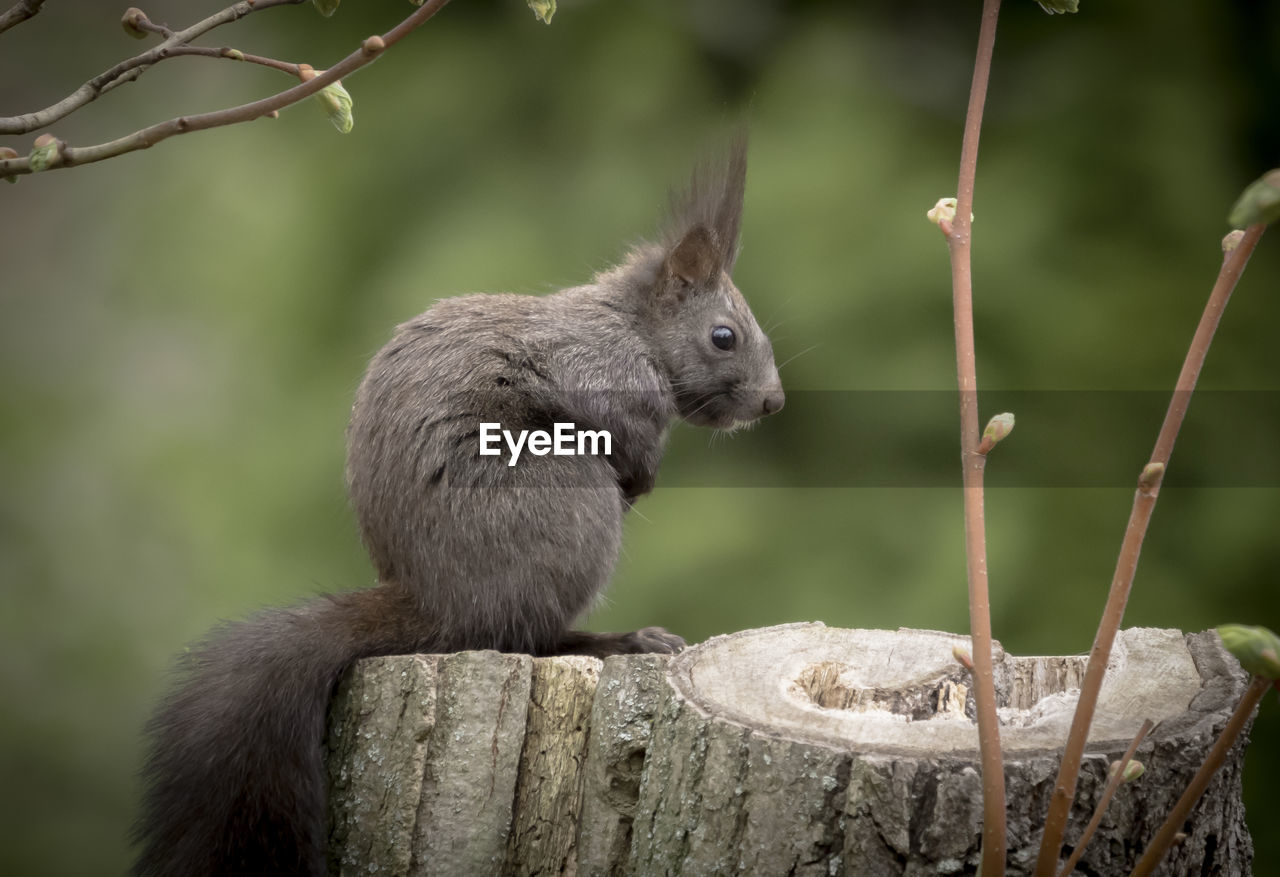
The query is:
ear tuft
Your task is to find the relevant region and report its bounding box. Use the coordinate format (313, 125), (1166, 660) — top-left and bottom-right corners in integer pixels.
(666, 224), (719, 287)
(662, 130), (748, 279)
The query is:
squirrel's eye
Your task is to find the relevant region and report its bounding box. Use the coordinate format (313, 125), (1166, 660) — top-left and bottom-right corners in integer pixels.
(711, 326), (736, 351)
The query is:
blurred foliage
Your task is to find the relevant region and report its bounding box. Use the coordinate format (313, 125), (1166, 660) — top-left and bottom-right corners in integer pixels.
(2, 0), (1279, 874)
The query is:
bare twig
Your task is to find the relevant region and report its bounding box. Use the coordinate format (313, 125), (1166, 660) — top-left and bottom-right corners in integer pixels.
(1032, 223), (1267, 877)
(0, 0), (453, 179)
(0, 0), (45, 36)
(946, 0), (1005, 873)
(1129, 676), (1271, 877)
(133, 13), (176, 40)
(165, 45), (302, 77)
(0, 0), (306, 135)
(1055, 719), (1153, 877)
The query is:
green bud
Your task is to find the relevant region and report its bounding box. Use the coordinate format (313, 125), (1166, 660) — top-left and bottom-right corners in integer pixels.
(927, 197), (957, 227)
(983, 413), (1015, 445)
(1138, 462), (1164, 489)
(28, 134), (61, 172)
(1035, 0), (1080, 13)
(314, 79), (354, 134)
(1222, 229), (1245, 254)
(1217, 624), (1280, 679)
(312, 0), (340, 17)
(1228, 169), (1280, 229)
(527, 0), (556, 24)
(1109, 759), (1145, 783)
(223, 48), (245, 61)
(927, 197), (974, 229)
(952, 645), (974, 671)
(121, 7), (150, 39)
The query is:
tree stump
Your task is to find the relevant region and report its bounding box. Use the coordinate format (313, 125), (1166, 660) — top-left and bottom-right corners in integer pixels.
(325, 625), (1255, 876)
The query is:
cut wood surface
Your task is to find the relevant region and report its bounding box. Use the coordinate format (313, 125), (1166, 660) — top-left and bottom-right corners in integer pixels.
(326, 625), (1255, 876)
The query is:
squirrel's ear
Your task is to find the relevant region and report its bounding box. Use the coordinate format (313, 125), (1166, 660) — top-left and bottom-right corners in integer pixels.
(664, 224), (720, 288)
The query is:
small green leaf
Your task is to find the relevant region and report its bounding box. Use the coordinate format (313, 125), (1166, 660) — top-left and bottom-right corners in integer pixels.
(1227, 169), (1280, 229)
(527, 0), (556, 24)
(1217, 624), (1280, 679)
(1035, 0), (1080, 13)
(314, 80), (354, 134)
(312, 0), (341, 16)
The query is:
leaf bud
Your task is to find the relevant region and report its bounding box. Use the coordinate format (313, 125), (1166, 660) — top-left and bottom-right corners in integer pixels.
(312, 0), (341, 16)
(29, 133), (61, 172)
(1227, 169), (1280, 230)
(1138, 462), (1164, 489)
(1217, 624), (1280, 679)
(982, 412), (1015, 444)
(314, 79), (354, 133)
(121, 7), (150, 39)
(1108, 759), (1145, 783)
(927, 197), (974, 235)
(927, 197), (957, 227)
(1035, 0), (1080, 13)
(527, 0), (556, 24)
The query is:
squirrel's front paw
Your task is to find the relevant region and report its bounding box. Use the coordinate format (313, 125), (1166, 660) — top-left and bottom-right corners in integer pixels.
(554, 627), (686, 657)
(628, 626), (687, 654)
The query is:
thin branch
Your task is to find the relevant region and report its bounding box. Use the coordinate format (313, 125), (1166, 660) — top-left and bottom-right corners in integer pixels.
(1031, 222), (1267, 877)
(1056, 719), (1153, 877)
(134, 15), (176, 41)
(1129, 676), (1271, 877)
(0, 0), (453, 179)
(0, 0), (45, 36)
(165, 45), (302, 77)
(946, 0), (1005, 874)
(0, 0), (306, 135)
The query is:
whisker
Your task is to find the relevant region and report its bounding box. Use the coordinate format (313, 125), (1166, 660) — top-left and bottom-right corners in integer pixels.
(776, 344), (820, 372)
(761, 296), (796, 334)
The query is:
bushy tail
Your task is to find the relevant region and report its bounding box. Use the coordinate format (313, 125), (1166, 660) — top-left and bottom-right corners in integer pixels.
(133, 586), (435, 877)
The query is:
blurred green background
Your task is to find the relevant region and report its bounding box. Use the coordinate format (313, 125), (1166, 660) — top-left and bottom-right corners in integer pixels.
(2, 0), (1278, 873)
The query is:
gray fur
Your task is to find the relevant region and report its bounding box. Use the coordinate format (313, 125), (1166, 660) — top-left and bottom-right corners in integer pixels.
(134, 140), (783, 876)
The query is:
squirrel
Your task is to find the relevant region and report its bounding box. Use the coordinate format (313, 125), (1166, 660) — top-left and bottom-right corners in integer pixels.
(132, 136), (784, 877)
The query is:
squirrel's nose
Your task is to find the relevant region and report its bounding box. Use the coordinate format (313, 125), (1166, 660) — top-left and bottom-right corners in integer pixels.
(762, 390), (785, 416)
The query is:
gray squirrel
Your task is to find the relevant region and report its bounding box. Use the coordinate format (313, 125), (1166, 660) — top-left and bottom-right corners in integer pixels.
(132, 137), (784, 876)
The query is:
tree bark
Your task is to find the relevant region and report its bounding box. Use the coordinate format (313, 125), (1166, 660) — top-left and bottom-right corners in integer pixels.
(325, 626), (1256, 876)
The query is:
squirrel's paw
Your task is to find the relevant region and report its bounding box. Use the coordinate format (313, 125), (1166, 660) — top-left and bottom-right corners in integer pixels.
(627, 626), (687, 654)
(554, 627), (686, 657)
